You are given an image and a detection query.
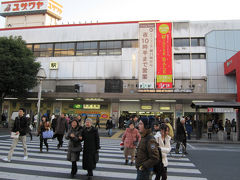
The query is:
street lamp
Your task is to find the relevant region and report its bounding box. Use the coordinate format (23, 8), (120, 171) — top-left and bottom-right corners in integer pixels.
(36, 68), (46, 130)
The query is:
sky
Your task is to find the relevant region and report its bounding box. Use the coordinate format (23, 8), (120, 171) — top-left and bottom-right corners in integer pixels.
(1, 0), (240, 27)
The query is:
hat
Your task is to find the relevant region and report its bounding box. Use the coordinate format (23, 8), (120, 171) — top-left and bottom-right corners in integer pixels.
(140, 117), (150, 129)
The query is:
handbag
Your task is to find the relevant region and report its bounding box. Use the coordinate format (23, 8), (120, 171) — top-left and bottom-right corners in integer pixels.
(11, 132), (19, 139)
(42, 130), (53, 139)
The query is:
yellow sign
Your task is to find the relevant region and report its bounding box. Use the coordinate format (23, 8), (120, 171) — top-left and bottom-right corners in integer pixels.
(141, 105), (152, 110)
(50, 62), (58, 69)
(83, 104), (101, 110)
(157, 75), (172, 83)
(160, 107), (170, 110)
(159, 24), (170, 34)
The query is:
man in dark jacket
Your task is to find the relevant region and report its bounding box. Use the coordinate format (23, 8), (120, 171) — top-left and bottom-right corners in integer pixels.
(53, 113), (68, 149)
(2, 108), (28, 162)
(135, 117), (159, 180)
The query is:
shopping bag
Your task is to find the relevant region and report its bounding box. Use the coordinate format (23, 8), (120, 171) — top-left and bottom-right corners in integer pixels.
(42, 130), (53, 139)
(10, 132), (19, 139)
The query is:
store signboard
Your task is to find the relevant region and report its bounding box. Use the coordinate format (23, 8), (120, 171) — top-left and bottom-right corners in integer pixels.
(83, 104), (101, 110)
(141, 105), (152, 110)
(156, 23), (173, 89)
(138, 23), (155, 89)
(207, 108), (234, 113)
(0, 0), (62, 19)
(73, 104), (83, 109)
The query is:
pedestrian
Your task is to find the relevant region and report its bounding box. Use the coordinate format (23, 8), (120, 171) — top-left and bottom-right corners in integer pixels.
(53, 113), (68, 149)
(66, 119), (82, 178)
(95, 114), (100, 129)
(154, 124), (171, 180)
(106, 117), (113, 136)
(135, 117), (159, 180)
(132, 115), (139, 129)
(122, 121), (141, 165)
(153, 123), (160, 135)
(38, 116), (51, 152)
(207, 120), (213, 139)
(51, 115), (58, 132)
(231, 118), (236, 132)
(26, 114), (33, 141)
(2, 108), (28, 162)
(185, 117), (193, 140)
(82, 118), (100, 178)
(175, 117), (187, 154)
(164, 118), (174, 139)
(225, 119), (232, 140)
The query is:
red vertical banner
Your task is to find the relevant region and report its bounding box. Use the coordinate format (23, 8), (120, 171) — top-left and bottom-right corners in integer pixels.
(156, 23), (173, 89)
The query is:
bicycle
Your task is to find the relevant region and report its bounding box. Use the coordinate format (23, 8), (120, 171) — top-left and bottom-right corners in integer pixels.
(169, 140), (186, 159)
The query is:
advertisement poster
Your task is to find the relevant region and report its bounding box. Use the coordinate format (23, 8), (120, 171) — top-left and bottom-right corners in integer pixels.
(138, 23), (155, 89)
(156, 23), (173, 89)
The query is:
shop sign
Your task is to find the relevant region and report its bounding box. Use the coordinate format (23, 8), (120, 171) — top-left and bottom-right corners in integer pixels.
(50, 62), (58, 69)
(156, 23), (173, 89)
(141, 105), (152, 110)
(83, 104), (100, 110)
(160, 106), (170, 110)
(138, 23), (155, 89)
(73, 104), (83, 109)
(0, 0), (62, 19)
(207, 108), (234, 113)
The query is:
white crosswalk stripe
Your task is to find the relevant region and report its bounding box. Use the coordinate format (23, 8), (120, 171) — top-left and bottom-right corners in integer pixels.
(0, 136), (207, 180)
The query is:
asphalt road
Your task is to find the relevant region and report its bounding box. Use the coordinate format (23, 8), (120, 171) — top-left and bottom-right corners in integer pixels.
(187, 143), (240, 180)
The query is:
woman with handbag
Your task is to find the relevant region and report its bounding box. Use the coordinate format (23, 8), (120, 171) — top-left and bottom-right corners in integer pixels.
(66, 119), (82, 178)
(154, 123), (171, 180)
(122, 121), (141, 165)
(38, 116), (51, 152)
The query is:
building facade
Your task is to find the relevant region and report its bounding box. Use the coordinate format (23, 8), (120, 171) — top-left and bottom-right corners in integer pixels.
(1, 19), (240, 130)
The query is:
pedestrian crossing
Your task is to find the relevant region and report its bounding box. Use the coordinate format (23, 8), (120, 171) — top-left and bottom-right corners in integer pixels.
(0, 136), (207, 180)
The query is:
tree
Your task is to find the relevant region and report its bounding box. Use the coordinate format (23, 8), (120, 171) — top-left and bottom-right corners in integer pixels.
(0, 36), (41, 117)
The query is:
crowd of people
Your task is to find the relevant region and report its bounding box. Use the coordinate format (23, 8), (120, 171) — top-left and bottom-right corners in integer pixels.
(2, 108), (100, 179)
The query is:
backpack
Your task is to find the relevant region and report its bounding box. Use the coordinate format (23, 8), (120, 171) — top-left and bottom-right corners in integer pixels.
(145, 135), (164, 174)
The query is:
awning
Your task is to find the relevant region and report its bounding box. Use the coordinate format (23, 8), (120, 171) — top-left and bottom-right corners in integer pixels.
(191, 102), (240, 109)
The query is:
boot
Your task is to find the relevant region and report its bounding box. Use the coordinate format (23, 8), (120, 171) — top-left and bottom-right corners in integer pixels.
(46, 146), (49, 152)
(40, 148), (43, 153)
(124, 159), (128, 165)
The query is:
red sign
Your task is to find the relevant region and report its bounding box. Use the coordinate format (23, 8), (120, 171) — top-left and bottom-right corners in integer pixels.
(156, 23), (173, 89)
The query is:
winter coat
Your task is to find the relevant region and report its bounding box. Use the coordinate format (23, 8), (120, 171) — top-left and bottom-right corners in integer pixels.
(185, 120), (193, 133)
(122, 128), (141, 148)
(225, 122), (232, 133)
(106, 119), (113, 129)
(66, 127), (82, 162)
(55, 117), (68, 135)
(135, 129), (159, 170)
(166, 123), (174, 139)
(12, 116), (28, 136)
(176, 122), (186, 142)
(154, 132), (171, 167)
(38, 121), (51, 135)
(82, 126), (100, 170)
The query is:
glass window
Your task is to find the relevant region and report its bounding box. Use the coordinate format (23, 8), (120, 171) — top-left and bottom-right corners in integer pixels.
(26, 44), (33, 50)
(174, 54), (190, 60)
(174, 38), (190, 47)
(191, 38), (205, 46)
(54, 42), (75, 57)
(192, 53), (206, 59)
(123, 40), (138, 48)
(33, 43), (53, 57)
(100, 41), (107, 49)
(191, 38), (198, 46)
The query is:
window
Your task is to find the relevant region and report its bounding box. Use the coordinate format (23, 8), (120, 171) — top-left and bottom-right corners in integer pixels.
(54, 42), (75, 56)
(174, 53), (206, 60)
(174, 54), (190, 60)
(33, 43), (53, 57)
(26, 44), (33, 51)
(76, 41), (98, 56)
(105, 79), (123, 93)
(191, 38), (205, 46)
(99, 41), (122, 56)
(174, 38), (190, 47)
(174, 38), (205, 47)
(123, 40), (138, 48)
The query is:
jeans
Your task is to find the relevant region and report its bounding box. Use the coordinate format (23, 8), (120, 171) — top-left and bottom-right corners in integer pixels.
(136, 169), (150, 180)
(108, 129), (112, 136)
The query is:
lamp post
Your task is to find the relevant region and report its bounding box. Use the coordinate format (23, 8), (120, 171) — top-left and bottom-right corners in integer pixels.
(36, 68), (46, 131)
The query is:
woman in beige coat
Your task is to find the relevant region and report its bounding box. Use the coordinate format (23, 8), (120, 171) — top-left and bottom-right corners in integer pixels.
(154, 124), (171, 180)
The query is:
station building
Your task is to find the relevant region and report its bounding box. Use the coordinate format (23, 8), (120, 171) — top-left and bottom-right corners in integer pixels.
(1, 0), (240, 131)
